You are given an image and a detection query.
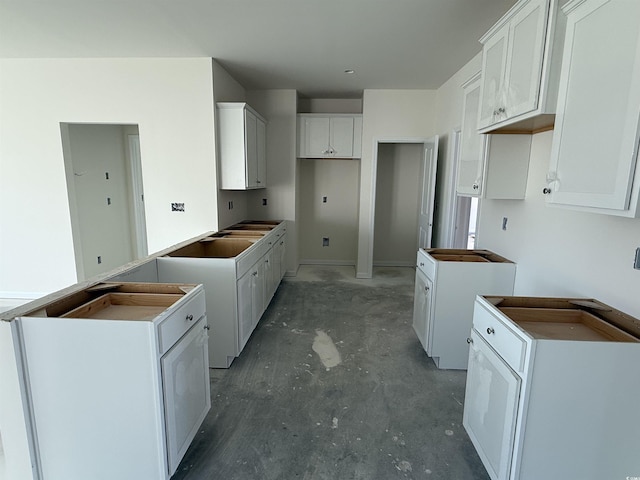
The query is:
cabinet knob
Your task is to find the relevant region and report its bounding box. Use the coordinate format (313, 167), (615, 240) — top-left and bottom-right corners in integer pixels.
(256, 180), (261, 184)
(420, 262), (424, 267)
(466, 337), (473, 344)
(472, 184), (479, 190)
(252, 271), (258, 276)
(486, 327), (495, 335)
(204, 324), (211, 330)
(542, 187), (552, 195)
(186, 314), (194, 322)
(498, 107), (506, 114)
(424, 286), (430, 292)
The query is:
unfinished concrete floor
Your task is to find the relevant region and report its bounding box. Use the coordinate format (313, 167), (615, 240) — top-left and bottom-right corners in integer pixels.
(171, 266), (489, 480)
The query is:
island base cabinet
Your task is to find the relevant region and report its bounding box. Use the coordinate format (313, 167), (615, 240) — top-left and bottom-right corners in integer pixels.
(464, 296), (640, 480)
(14, 283), (210, 480)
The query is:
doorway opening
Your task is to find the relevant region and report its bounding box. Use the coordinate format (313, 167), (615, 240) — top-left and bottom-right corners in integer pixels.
(61, 123), (148, 281)
(372, 137), (438, 267)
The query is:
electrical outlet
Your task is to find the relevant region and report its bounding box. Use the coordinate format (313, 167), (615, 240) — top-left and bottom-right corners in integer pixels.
(322, 196), (327, 203)
(322, 237), (330, 247)
(502, 217), (508, 230)
(262, 198), (268, 206)
(171, 203), (185, 212)
(228, 201), (233, 210)
(97, 256), (102, 264)
(634, 247), (640, 270)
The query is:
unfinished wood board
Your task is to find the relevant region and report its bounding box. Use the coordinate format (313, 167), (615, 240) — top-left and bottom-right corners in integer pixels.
(431, 254), (490, 263)
(500, 307), (639, 342)
(168, 239), (255, 258)
(426, 248), (513, 263)
(61, 293), (183, 320)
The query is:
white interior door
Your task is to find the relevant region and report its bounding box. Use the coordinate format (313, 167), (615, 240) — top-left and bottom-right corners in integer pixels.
(418, 136), (439, 249)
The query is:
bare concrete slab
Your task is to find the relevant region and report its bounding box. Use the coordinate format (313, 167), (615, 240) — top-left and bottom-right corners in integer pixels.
(171, 267), (489, 480)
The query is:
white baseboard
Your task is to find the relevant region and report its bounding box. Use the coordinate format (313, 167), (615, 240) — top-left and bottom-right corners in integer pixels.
(372, 261), (416, 267)
(298, 260), (356, 266)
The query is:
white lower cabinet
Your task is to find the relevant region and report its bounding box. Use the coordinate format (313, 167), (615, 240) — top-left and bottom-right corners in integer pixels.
(15, 283), (210, 480)
(157, 221), (287, 368)
(464, 329), (521, 480)
(464, 296), (640, 480)
(412, 248), (516, 369)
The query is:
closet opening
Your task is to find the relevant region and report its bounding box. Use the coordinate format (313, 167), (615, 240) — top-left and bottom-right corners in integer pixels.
(371, 137), (438, 268)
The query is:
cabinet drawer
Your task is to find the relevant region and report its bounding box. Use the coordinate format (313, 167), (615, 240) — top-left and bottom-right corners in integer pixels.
(416, 249), (435, 280)
(473, 300), (527, 372)
(157, 290), (206, 355)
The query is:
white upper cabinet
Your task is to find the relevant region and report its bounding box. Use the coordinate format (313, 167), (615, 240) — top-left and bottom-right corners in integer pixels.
(546, 0), (640, 217)
(297, 114), (363, 158)
(458, 73), (532, 199)
(217, 102), (267, 190)
(478, 0), (566, 133)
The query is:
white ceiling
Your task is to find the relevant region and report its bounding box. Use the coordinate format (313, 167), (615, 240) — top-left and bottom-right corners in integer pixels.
(0, 0), (517, 97)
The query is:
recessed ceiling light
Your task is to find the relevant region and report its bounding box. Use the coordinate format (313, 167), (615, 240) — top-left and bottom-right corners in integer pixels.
(344, 69), (355, 74)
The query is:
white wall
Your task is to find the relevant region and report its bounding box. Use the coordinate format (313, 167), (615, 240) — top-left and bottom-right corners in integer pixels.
(299, 159), (360, 264)
(373, 143), (422, 266)
(246, 89), (299, 275)
(298, 98), (363, 114)
(357, 89), (437, 277)
(433, 53), (483, 248)
(478, 131), (640, 319)
(0, 58), (218, 298)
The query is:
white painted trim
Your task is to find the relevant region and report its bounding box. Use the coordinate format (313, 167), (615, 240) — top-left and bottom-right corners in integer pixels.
(368, 136), (438, 277)
(60, 123), (85, 282)
(127, 134), (148, 259)
(372, 261), (416, 267)
(445, 128), (462, 248)
(298, 259), (356, 266)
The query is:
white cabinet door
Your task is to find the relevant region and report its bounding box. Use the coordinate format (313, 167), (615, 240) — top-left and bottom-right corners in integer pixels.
(412, 268), (433, 353)
(303, 116), (331, 156)
(217, 102), (267, 190)
(458, 73), (488, 196)
(263, 246), (276, 304)
(547, 0), (640, 214)
(478, 0), (562, 133)
(463, 330), (521, 480)
(245, 110), (258, 188)
(329, 116), (355, 157)
(161, 316), (211, 476)
(251, 260), (265, 329)
(276, 234), (286, 280)
(503, 0), (548, 120)
(297, 115), (362, 158)
(256, 117), (267, 187)
(479, 25), (509, 129)
(237, 269), (254, 352)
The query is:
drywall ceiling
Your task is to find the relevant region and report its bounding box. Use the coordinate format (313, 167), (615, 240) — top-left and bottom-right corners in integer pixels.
(0, 0), (517, 97)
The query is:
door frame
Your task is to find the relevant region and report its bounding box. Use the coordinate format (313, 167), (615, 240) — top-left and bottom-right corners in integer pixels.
(61, 123), (147, 281)
(368, 136), (438, 272)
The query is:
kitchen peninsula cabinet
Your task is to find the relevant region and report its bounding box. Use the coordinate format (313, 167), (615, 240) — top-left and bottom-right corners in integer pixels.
(13, 283), (210, 480)
(156, 221), (287, 368)
(464, 296), (640, 480)
(217, 102), (267, 190)
(297, 114), (362, 158)
(545, 0), (640, 217)
(478, 0), (565, 133)
(457, 72), (531, 199)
